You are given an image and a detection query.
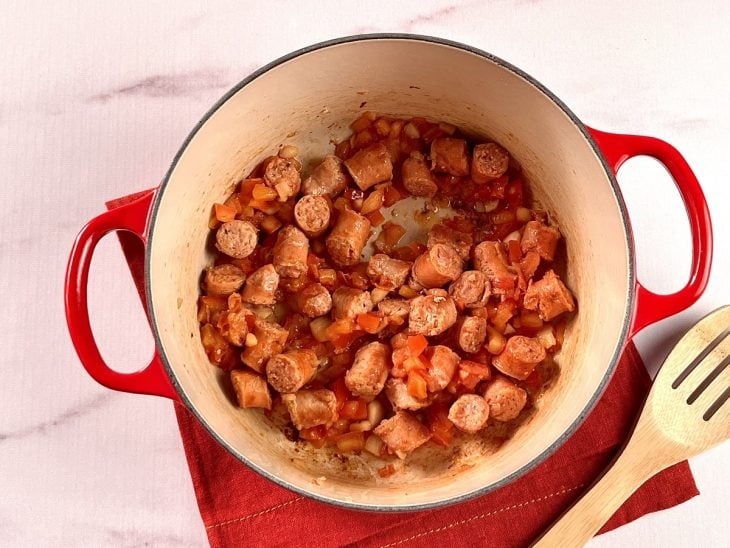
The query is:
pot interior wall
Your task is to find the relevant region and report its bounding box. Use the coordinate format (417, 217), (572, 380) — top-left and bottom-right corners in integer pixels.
(148, 38), (632, 508)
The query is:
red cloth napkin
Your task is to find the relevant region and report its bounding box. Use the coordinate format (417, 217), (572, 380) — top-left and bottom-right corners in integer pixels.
(108, 190), (698, 548)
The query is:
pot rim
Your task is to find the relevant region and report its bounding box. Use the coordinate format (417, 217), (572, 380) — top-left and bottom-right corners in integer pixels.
(144, 33), (636, 512)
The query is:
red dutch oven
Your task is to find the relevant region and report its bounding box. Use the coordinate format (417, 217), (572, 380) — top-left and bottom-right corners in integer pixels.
(65, 35), (712, 511)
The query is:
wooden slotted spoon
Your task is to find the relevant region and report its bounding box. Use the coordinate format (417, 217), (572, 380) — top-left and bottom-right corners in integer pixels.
(533, 305), (730, 547)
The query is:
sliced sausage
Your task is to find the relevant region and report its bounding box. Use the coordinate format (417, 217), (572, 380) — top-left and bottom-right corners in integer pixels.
(471, 142), (510, 183)
(456, 316), (487, 354)
(230, 369), (272, 409)
(264, 156), (301, 199)
(472, 241), (517, 294)
(282, 389), (338, 430)
(427, 224), (473, 263)
(430, 137), (469, 176)
(384, 378), (430, 410)
(402, 152), (437, 197)
(373, 410), (431, 459)
(492, 335), (546, 380)
(523, 269), (576, 321)
(240, 318), (288, 373)
(367, 254), (412, 290)
(266, 349), (318, 394)
(332, 287), (373, 319)
(292, 283), (332, 318)
(408, 289), (458, 336)
(215, 220), (258, 259)
(521, 220), (561, 261)
(425, 345), (460, 392)
(344, 142), (393, 191)
(411, 243), (463, 289)
(448, 394), (490, 433)
(241, 264), (279, 305)
(293, 195), (331, 238)
(326, 208), (372, 266)
(217, 304), (251, 347)
(272, 225), (309, 278)
(482, 376), (527, 421)
(345, 341), (390, 400)
(449, 270), (490, 308)
(378, 298), (411, 320)
(302, 155), (348, 197)
(204, 263), (246, 296)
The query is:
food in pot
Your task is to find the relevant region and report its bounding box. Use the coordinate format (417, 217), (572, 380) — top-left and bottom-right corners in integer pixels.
(197, 113), (577, 460)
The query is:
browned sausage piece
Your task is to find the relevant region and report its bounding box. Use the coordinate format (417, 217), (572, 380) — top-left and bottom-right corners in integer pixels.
(384, 378), (430, 410)
(520, 220), (562, 261)
(482, 376), (527, 421)
(448, 270), (490, 308)
(326, 208), (372, 266)
(472, 241), (517, 294)
(215, 220), (258, 259)
(456, 316), (487, 354)
(240, 318), (288, 373)
(345, 341), (390, 400)
(411, 243), (463, 289)
(302, 155), (348, 198)
(471, 142), (510, 183)
(425, 345), (460, 392)
(523, 269), (576, 321)
(344, 142), (393, 191)
(292, 283), (332, 318)
(204, 263), (246, 296)
(272, 225), (309, 278)
(241, 264), (279, 305)
(230, 369), (272, 409)
(373, 410), (431, 459)
(266, 349), (318, 394)
(264, 156), (301, 199)
(217, 306), (250, 346)
(282, 389), (338, 430)
(402, 152), (437, 197)
(430, 137), (469, 176)
(427, 224), (473, 263)
(492, 335), (546, 380)
(332, 287), (373, 319)
(378, 298), (411, 320)
(293, 195), (331, 238)
(367, 254), (412, 290)
(408, 289), (458, 337)
(448, 394), (490, 433)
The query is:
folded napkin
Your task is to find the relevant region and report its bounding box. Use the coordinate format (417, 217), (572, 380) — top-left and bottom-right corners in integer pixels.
(108, 190), (698, 548)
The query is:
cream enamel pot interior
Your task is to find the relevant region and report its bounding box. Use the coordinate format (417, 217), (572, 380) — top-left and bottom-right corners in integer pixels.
(65, 35), (712, 511)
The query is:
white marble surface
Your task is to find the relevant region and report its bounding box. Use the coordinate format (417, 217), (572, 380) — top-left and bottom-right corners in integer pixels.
(1, 1), (728, 546)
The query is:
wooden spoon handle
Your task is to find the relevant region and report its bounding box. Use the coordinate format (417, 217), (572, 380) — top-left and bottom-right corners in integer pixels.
(532, 421), (671, 547)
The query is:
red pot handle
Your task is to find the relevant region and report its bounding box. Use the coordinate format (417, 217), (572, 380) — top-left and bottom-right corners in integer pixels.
(588, 127), (713, 337)
(64, 191), (178, 400)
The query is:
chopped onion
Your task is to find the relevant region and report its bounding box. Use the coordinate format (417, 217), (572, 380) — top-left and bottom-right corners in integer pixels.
(364, 434), (384, 457)
(503, 230), (521, 244)
(370, 287), (389, 304)
(483, 200), (499, 212)
(310, 316), (332, 342)
(516, 206), (532, 223)
(278, 144), (299, 159)
(367, 400), (385, 427)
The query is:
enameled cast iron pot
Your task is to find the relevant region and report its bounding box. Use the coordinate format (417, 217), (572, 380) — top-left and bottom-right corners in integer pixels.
(65, 35), (713, 511)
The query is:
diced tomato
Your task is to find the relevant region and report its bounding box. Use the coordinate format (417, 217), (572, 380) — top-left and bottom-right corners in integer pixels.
(458, 360), (492, 390)
(407, 370), (428, 399)
(199, 324), (237, 370)
(300, 425), (327, 441)
(350, 113), (373, 132)
(382, 185), (403, 207)
(366, 209), (386, 226)
(426, 403), (455, 447)
(331, 331), (366, 354)
(377, 463), (396, 478)
(334, 139), (352, 160)
(340, 399), (368, 420)
(307, 253), (324, 279)
(331, 377), (350, 410)
(356, 312), (383, 334)
(197, 296), (227, 324)
(374, 222), (406, 253)
(406, 334), (428, 357)
(239, 178), (263, 201)
(507, 239), (522, 264)
(443, 216), (475, 233)
(492, 299), (517, 333)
